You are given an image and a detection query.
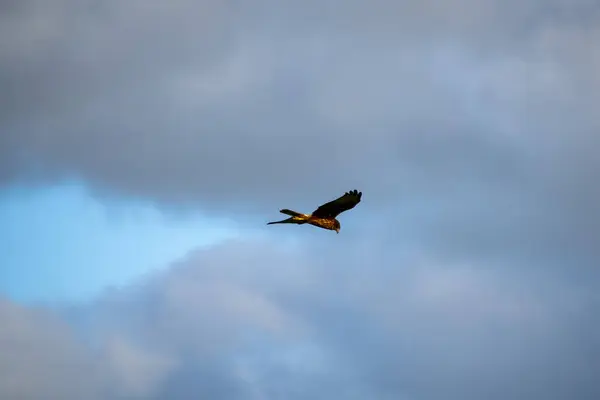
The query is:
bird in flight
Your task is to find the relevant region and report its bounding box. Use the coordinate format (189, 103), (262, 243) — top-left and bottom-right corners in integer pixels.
(267, 189), (362, 234)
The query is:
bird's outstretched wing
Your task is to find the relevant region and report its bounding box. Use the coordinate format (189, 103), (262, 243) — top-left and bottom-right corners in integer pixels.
(311, 189), (362, 218)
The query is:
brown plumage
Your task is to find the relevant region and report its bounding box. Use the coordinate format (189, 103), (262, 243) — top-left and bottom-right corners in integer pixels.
(267, 189), (362, 234)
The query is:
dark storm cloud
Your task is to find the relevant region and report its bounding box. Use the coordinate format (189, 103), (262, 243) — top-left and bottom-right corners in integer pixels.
(1, 0), (598, 211)
(1, 1), (600, 399)
(3, 239), (600, 399)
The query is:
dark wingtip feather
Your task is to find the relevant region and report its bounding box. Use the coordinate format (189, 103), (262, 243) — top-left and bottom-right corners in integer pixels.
(347, 189), (362, 198)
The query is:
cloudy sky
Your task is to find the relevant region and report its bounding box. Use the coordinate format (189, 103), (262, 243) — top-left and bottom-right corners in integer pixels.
(1, 0), (599, 399)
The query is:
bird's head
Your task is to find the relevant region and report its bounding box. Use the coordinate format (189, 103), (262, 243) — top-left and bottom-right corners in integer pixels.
(333, 220), (340, 234)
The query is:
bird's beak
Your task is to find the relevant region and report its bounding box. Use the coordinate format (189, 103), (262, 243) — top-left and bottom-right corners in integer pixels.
(335, 228), (339, 234)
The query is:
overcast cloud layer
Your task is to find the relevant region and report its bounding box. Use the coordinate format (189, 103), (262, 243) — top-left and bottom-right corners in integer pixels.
(1, 1), (599, 399)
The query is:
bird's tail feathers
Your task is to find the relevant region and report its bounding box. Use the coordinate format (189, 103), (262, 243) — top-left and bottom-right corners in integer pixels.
(280, 209), (302, 217)
(267, 210), (309, 225)
(267, 217), (296, 225)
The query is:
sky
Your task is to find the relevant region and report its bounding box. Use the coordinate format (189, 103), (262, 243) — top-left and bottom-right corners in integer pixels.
(1, 0), (599, 399)
(0, 181), (237, 303)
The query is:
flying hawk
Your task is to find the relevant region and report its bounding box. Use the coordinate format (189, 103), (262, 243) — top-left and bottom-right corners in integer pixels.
(267, 189), (362, 233)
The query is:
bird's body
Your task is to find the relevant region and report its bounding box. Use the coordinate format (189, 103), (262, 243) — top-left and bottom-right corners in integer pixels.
(267, 189), (362, 233)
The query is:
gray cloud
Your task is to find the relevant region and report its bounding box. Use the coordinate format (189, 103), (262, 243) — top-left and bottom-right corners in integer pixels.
(1, 1), (599, 209)
(0, 299), (107, 399)
(4, 239), (600, 399)
(1, 1), (600, 399)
